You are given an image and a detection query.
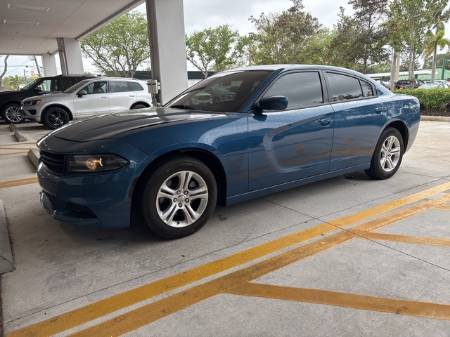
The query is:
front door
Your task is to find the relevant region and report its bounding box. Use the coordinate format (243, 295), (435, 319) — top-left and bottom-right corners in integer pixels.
(248, 71), (334, 191)
(73, 80), (109, 118)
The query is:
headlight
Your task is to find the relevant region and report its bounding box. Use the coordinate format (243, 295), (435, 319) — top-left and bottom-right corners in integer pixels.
(24, 99), (41, 106)
(66, 154), (128, 173)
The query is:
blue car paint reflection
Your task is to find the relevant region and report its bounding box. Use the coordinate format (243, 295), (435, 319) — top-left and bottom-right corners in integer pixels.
(37, 65), (420, 228)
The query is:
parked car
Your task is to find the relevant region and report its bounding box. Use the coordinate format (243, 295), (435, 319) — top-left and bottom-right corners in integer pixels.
(395, 79), (423, 89)
(37, 65), (420, 239)
(0, 74), (94, 123)
(22, 77), (152, 129)
(419, 82), (450, 89)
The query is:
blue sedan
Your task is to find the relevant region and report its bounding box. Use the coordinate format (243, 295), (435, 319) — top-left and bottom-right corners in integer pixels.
(37, 65), (420, 239)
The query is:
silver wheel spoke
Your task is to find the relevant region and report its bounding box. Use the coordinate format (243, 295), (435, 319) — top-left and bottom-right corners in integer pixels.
(379, 135), (401, 173)
(155, 170), (209, 228)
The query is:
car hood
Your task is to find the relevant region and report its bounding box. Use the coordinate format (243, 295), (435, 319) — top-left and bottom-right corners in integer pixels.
(51, 108), (228, 142)
(24, 92), (69, 102)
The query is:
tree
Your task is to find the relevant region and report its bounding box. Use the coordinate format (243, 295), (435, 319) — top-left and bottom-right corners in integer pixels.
(423, 1), (450, 82)
(186, 25), (248, 78)
(249, 0), (322, 65)
(3, 75), (26, 90)
(0, 55), (9, 89)
(387, 0), (436, 81)
(81, 12), (150, 77)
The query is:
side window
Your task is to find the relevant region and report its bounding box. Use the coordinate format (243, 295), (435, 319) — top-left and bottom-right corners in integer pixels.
(360, 80), (374, 97)
(109, 81), (130, 93)
(82, 81), (107, 95)
(127, 82), (144, 91)
(327, 73), (363, 101)
(263, 72), (323, 109)
(36, 79), (52, 92)
(51, 79), (62, 92)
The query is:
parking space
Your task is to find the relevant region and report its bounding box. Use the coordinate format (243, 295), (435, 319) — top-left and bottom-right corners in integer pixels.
(1, 121), (450, 337)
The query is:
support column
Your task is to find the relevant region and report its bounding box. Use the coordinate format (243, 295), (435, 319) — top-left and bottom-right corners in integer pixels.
(146, 0), (188, 104)
(57, 38), (84, 75)
(41, 54), (57, 76)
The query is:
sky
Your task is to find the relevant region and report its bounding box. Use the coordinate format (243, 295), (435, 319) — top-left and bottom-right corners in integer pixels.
(2, 0), (449, 77)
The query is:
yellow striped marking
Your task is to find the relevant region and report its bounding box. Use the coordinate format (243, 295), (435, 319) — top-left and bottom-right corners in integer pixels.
(0, 177), (37, 189)
(7, 181), (450, 337)
(356, 231), (450, 247)
(66, 196), (444, 337)
(229, 283), (450, 321)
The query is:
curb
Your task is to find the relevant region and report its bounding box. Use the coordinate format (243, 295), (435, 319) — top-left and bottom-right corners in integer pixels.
(27, 148), (39, 170)
(9, 123), (30, 143)
(421, 116), (450, 122)
(0, 200), (15, 274)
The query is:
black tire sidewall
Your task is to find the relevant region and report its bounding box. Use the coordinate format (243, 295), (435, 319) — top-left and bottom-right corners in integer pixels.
(368, 128), (404, 180)
(43, 107), (69, 129)
(131, 104), (147, 110)
(141, 157), (217, 239)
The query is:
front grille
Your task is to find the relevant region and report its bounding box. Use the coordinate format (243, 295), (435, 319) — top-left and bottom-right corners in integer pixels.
(40, 151), (65, 174)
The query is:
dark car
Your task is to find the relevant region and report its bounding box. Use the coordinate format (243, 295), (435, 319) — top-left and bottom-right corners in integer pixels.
(0, 74), (94, 123)
(37, 65), (420, 239)
(395, 79), (423, 89)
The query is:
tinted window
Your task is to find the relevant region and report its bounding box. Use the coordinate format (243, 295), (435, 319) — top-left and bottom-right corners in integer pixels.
(128, 81), (144, 91)
(168, 70), (273, 112)
(82, 81), (107, 95)
(360, 80), (374, 97)
(35, 79), (52, 92)
(327, 73), (363, 101)
(109, 81), (130, 93)
(263, 72), (323, 109)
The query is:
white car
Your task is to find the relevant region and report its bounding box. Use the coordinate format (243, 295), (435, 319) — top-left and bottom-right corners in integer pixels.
(22, 77), (153, 129)
(419, 81), (450, 89)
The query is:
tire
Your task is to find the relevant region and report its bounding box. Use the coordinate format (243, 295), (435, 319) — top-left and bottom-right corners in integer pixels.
(141, 156), (217, 239)
(42, 107), (70, 130)
(365, 127), (404, 180)
(131, 103), (148, 110)
(2, 103), (24, 124)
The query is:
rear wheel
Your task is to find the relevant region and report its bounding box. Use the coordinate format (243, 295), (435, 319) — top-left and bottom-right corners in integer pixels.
(141, 156), (217, 239)
(365, 128), (404, 180)
(42, 107), (70, 129)
(3, 103), (24, 123)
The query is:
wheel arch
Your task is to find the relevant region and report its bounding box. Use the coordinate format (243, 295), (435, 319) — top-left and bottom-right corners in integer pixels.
(42, 104), (73, 120)
(130, 101), (150, 109)
(383, 120), (409, 149)
(131, 148), (227, 223)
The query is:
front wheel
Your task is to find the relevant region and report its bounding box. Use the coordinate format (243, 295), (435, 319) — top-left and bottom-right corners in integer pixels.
(366, 128), (404, 180)
(141, 156), (217, 239)
(3, 103), (24, 123)
(42, 107), (70, 129)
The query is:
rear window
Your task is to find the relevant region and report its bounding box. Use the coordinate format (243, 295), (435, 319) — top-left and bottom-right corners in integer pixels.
(360, 80), (374, 97)
(327, 73), (363, 101)
(128, 82), (144, 91)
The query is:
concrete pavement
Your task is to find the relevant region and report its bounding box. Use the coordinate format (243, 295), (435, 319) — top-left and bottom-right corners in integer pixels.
(1, 121), (450, 337)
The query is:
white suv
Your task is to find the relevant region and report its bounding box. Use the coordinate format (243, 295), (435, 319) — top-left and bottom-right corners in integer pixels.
(22, 77), (153, 129)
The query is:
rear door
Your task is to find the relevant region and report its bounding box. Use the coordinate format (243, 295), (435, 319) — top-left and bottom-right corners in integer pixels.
(325, 72), (386, 171)
(73, 80), (109, 118)
(109, 81), (134, 112)
(248, 71), (334, 191)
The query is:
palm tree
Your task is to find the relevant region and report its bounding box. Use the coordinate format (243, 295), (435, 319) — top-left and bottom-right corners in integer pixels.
(424, 23), (450, 83)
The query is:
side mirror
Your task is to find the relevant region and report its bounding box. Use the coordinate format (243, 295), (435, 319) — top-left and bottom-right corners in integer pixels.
(255, 96), (288, 113)
(77, 90), (87, 97)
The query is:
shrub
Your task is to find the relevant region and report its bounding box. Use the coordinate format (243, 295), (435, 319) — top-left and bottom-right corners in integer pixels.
(394, 88), (450, 115)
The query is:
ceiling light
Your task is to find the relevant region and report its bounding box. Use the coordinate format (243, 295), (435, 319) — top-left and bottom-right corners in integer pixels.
(7, 3), (50, 12)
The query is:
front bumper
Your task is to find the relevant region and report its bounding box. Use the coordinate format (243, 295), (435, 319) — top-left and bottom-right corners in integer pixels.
(22, 103), (41, 121)
(37, 162), (135, 228)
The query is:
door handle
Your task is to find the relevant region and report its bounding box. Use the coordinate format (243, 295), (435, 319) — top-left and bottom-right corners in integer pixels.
(318, 118), (331, 126)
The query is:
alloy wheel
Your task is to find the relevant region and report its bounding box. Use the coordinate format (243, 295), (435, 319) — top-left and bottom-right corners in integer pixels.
(48, 111), (66, 128)
(4, 105), (23, 123)
(380, 135), (401, 172)
(155, 170), (209, 228)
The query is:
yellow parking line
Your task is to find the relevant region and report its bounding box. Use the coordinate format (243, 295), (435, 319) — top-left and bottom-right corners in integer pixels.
(0, 177), (37, 189)
(229, 283), (450, 321)
(66, 197), (442, 337)
(356, 231), (450, 247)
(7, 181), (450, 337)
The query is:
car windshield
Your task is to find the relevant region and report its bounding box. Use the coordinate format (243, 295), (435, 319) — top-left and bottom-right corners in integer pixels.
(64, 79), (92, 93)
(21, 78), (40, 91)
(168, 70), (273, 112)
